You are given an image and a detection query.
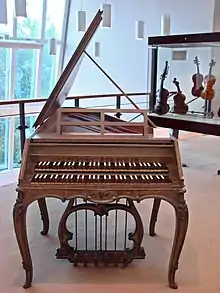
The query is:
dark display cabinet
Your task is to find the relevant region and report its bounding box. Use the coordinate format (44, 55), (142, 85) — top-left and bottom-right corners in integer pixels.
(147, 32), (220, 136)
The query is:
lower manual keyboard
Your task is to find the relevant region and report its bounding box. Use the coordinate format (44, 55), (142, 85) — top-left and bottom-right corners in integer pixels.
(31, 172), (171, 184)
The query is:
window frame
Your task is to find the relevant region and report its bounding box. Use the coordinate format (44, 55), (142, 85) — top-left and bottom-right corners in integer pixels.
(0, 0), (70, 171)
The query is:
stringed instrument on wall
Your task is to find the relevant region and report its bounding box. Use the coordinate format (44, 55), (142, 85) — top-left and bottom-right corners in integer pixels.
(173, 78), (188, 114)
(154, 61), (170, 115)
(191, 56), (204, 97)
(201, 59), (216, 100)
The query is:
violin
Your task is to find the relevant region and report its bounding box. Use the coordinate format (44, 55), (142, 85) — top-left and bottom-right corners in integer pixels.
(201, 59), (216, 100)
(154, 61), (170, 115)
(191, 56), (204, 97)
(173, 78), (188, 114)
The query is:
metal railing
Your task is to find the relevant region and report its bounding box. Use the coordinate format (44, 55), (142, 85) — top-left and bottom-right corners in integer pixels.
(0, 92), (150, 160)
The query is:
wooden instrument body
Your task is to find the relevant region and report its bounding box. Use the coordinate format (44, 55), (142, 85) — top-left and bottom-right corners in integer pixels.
(191, 56), (204, 97)
(173, 78), (188, 115)
(191, 73), (204, 97)
(201, 60), (216, 101)
(155, 61), (170, 115)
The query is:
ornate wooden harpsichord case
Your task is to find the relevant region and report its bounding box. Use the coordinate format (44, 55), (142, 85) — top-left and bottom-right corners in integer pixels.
(13, 9), (189, 290)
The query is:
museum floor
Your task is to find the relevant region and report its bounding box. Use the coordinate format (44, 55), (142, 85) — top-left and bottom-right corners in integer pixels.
(0, 130), (220, 293)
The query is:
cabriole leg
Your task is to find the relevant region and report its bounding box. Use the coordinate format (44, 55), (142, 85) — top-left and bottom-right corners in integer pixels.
(38, 198), (49, 235)
(13, 195), (33, 289)
(168, 193), (189, 289)
(149, 198), (161, 236)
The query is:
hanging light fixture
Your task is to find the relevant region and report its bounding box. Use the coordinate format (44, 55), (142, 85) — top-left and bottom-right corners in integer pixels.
(135, 20), (145, 40)
(49, 38), (56, 55)
(94, 42), (100, 57)
(77, 1), (86, 32)
(0, 0), (7, 24)
(77, 10), (86, 32)
(102, 3), (111, 27)
(161, 14), (170, 35)
(15, 0), (27, 18)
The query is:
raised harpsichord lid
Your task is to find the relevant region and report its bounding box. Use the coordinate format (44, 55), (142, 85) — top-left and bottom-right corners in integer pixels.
(33, 9), (103, 129)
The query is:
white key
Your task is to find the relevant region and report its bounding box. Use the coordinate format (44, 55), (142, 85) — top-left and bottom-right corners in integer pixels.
(53, 162), (56, 166)
(93, 174), (96, 180)
(104, 175), (106, 180)
(78, 162), (81, 166)
(82, 162), (86, 166)
(55, 174), (58, 180)
(97, 162), (100, 166)
(39, 174), (43, 179)
(153, 162), (157, 167)
(68, 162), (71, 166)
(122, 162), (125, 167)
(141, 175), (145, 180)
(57, 162), (61, 166)
(77, 175), (80, 180)
(72, 162), (75, 166)
(71, 174), (74, 180)
(161, 175), (164, 179)
(82, 174), (85, 180)
(123, 175), (126, 180)
(145, 175), (149, 180)
(130, 175), (133, 180)
(115, 162), (117, 167)
(42, 161), (47, 166)
(46, 162), (50, 166)
(89, 175), (91, 180)
(64, 162), (67, 166)
(119, 175), (123, 180)
(34, 174), (39, 179)
(115, 175), (118, 180)
(134, 175), (138, 180)
(93, 162), (96, 166)
(147, 162), (151, 167)
(89, 162), (92, 166)
(109, 175), (111, 180)
(50, 174), (53, 179)
(61, 174), (65, 180)
(149, 175), (153, 180)
(38, 161), (42, 166)
(108, 162), (111, 167)
(143, 162), (147, 167)
(104, 162), (106, 167)
(118, 162), (121, 167)
(128, 162), (132, 167)
(43, 174), (47, 179)
(156, 175), (160, 180)
(158, 162), (162, 167)
(66, 175), (69, 180)
(133, 162), (136, 167)
(139, 162), (143, 167)
(97, 175), (100, 180)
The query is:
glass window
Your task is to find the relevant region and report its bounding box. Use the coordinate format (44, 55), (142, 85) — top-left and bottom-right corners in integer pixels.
(45, 0), (66, 40)
(13, 115), (36, 168)
(17, 0), (43, 39)
(40, 43), (60, 97)
(0, 118), (9, 171)
(14, 49), (37, 99)
(0, 48), (10, 100)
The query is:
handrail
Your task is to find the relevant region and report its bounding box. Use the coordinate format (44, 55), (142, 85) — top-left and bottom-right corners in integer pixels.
(0, 92), (149, 106)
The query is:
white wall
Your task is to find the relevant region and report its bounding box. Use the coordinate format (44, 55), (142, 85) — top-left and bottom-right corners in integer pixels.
(63, 0), (216, 112)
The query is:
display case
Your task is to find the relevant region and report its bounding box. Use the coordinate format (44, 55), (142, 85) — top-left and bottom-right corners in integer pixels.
(147, 32), (220, 136)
